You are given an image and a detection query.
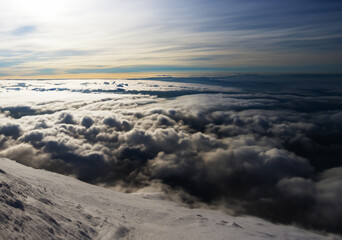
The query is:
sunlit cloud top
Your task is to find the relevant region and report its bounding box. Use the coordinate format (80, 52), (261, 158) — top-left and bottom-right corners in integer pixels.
(0, 0), (342, 77)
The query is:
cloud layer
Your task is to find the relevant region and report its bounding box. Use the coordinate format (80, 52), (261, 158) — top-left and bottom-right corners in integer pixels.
(0, 77), (342, 234)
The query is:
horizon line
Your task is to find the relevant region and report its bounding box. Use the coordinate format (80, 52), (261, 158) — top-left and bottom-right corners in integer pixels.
(1, 72), (342, 80)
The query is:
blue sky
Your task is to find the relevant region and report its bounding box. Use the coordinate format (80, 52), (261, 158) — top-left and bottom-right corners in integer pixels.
(0, 0), (342, 77)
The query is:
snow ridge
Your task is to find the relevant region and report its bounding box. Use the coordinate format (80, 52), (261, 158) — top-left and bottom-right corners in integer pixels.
(0, 158), (340, 240)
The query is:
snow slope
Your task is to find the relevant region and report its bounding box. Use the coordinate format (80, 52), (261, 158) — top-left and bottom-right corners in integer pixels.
(0, 157), (340, 240)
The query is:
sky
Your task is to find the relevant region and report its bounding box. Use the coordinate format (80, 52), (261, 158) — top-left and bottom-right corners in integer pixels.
(0, 0), (342, 78)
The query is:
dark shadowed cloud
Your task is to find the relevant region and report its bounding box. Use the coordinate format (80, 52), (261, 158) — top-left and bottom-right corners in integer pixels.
(0, 76), (341, 234)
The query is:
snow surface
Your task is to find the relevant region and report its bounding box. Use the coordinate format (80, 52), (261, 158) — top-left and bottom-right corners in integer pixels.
(0, 157), (340, 240)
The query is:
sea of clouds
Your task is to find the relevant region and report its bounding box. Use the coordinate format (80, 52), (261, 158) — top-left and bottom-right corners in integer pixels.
(0, 75), (341, 233)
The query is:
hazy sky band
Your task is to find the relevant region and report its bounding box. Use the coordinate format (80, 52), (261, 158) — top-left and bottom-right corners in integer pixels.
(0, 0), (342, 76)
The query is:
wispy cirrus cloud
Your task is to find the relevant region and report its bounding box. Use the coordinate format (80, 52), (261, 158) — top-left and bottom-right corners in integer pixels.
(0, 0), (341, 76)
(67, 66), (231, 74)
(11, 25), (36, 36)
